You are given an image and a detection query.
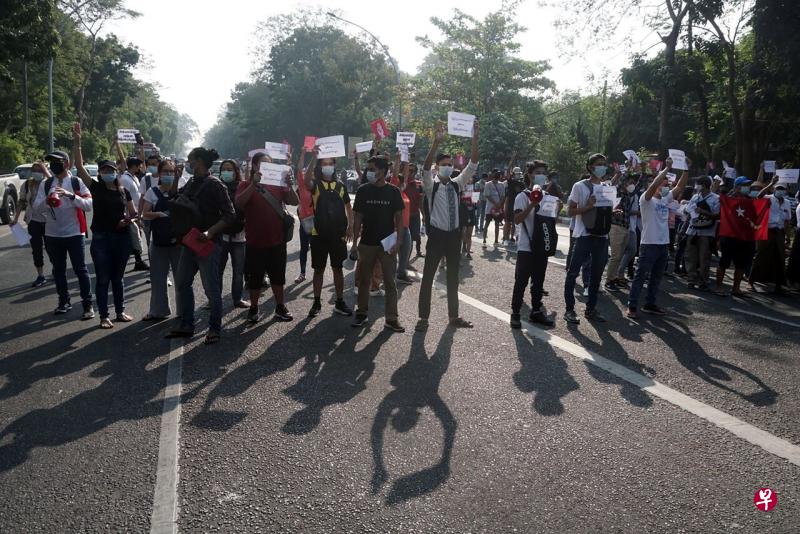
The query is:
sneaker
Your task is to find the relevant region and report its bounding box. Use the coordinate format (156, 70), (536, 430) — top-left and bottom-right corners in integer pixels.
(582, 288), (590, 297)
(604, 281), (619, 292)
(529, 311), (555, 327)
(54, 302), (72, 315)
(564, 310), (580, 324)
(625, 308), (638, 319)
(352, 314), (368, 327)
(370, 288), (385, 297)
(584, 309), (606, 322)
(308, 300), (322, 318)
(449, 317), (474, 329)
(274, 304), (293, 322)
(396, 275), (413, 285)
(642, 304), (667, 316)
(82, 305), (95, 320)
(510, 313), (522, 329)
(31, 275), (46, 288)
(295, 273), (306, 284)
(247, 306), (260, 324)
(133, 261), (150, 272)
(384, 320), (405, 333)
(415, 318), (429, 332)
(334, 299), (353, 317)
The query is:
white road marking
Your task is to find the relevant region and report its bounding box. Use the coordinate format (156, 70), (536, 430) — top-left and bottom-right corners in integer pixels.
(411, 272), (800, 467)
(730, 307), (800, 328)
(150, 338), (184, 534)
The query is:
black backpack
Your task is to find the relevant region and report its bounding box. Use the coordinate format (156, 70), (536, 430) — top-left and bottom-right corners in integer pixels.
(168, 177), (214, 239)
(424, 181), (460, 228)
(581, 179), (613, 236)
(224, 182), (245, 236)
(313, 180), (348, 239)
(150, 188), (177, 247)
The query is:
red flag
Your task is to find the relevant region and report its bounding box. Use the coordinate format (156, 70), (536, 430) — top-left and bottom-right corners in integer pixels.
(297, 169), (315, 220)
(370, 118), (390, 140)
(303, 136), (317, 152)
(719, 196), (771, 241)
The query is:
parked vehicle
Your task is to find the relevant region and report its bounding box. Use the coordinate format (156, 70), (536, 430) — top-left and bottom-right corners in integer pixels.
(1, 169), (25, 224)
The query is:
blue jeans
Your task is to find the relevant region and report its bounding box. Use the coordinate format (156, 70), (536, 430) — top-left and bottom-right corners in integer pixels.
(618, 230), (638, 278)
(397, 227), (412, 277)
(628, 244), (668, 310)
(219, 240), (245, 304)
(177, 243), (223, 333)
(90, 232), (132, 318)
(45, 234), (92, 307)
(564, 235), (608, 312)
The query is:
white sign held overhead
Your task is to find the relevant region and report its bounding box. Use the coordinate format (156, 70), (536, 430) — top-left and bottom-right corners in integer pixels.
(725, 167), (737, 179)
(666, 172), (677, 183)
(623, 150), (640, 166)
(264, 142), (289, 160)
(593, 184), (617, 208)
(447, 111), (476, 138)
(315, 135), (346, 159)
(400, 145), (409, 163)
(259, 162), (290, 187)
(668, 149), (688, 171)
(764, 161), (776, 173)
(776, 168), (799, 184)
(395, 132), (416, 147)
(117, 128), (139, 144)
(355, 141), (373, 154)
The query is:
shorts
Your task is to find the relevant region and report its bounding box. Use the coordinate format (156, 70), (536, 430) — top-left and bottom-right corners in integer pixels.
(311, 235), (347, 270)
(246, 243), (287, 288)
(485, 212), (503, 224)
(463, 209), (476, 227)
(718, 237), (755, 271)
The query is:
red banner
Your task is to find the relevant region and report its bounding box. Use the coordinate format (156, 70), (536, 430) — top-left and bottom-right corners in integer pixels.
(719, 196), (770, 241)
(370, 118), (390, 140)
(303, 136), (317, 152)
(297, 169), (315, 220)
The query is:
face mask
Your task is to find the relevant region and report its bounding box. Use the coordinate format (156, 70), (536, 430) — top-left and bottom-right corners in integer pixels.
(147, 165), (158, 175)
(660, 186), (671, 197)
(592, 166), (607, 178)
(31, 172), (45, 182)
(366, 171), (378, 184)
(438, 166), (454, 179)
(220, 170), (235, 182)
(739, 186), (750, 195)
(100, 173), (116, 183)
(49, 160), (65, 175)
(321, 166), (335, 178)
(749, 190), (760, 198)
(514, 171), (523, 180)
(626, 184), (636, 193)
(160, 174), (175, 186)
(533, 174), (547, 187)
(775, 190), (786, 199)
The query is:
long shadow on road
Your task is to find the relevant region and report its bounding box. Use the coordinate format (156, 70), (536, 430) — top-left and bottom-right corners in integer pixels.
(512, 329), (579, 416)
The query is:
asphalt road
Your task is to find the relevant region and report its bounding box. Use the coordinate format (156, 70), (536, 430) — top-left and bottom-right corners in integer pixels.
(1, 220), (799, 533)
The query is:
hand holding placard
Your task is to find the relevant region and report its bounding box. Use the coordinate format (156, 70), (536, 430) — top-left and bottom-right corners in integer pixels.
(264, 142), (289, 160)
(776, 168), (799, 184)
(396, 132), (416, 147)
(764, 160), (776, 173)
(593, 184), (617, 207)
(447, 111), (476, 138)
(315, 135), (346, 159)
(117, 128), (139, 144)
(668, 149), (688, 171)
(259, 162), (290, 187)
(355, 141), (373, 154)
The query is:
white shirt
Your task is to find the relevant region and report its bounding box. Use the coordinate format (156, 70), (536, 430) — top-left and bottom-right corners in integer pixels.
(138, 173), (160, 198)
(120, 171), (141, 207)
(422, 161), (477, 231)
(686, 192), (720, 237)
(767, 195), (792, 229)
(639, 191), (673, 245)
(32, 173), (93, 238)
(514, 192), (536, 252)
(569, 179), (608, 238)
(483, 180), (506, 216)
(796, 204), (800, 229)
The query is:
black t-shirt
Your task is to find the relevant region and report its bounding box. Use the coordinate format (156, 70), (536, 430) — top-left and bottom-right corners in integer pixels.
(90, 179), (131, 234)
(353, 183), (404, 246)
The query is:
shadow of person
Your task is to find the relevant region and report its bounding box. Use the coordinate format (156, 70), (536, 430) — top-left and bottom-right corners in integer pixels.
(371, 328), (456, 505)
(281, 327), (391, 435)
(512, 329), (579, 416)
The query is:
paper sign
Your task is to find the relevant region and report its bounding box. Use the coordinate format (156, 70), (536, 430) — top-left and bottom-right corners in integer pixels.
(623, 150), (640, 166)
(447, 111), (476, 138)
(10, 224), (30, 247)
(471, 192), (480, 203)
(666, 172), (677, 183)
(381, 232), (397, 253)
(400, 145), (409, 163)
(668, 149), (688, 171)
(303, 136), (317, 152)
(722, 160), (732, 170)
(724, 167), (737, 179)
(593, 184), (617, 207)
(355, 141), (373, 154)
(264, 142), (289, 160)
(776, 168), (799, 184)
(315, 135), (346, 159)
(371, 118), (389, 140)
(764, 161), (776, 173)
(538, 195), (559, 218)
(396, 132), (416, 147)
(117, 128), (139, 144)
(259, 162), (290, 186)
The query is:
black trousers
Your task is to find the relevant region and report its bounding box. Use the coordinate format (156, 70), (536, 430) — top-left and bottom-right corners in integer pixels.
(418, 226), (462, 320)
(512, 250), (548, 314)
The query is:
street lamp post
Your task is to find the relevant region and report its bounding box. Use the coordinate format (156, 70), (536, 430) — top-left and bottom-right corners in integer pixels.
(326, 12), (402, 129)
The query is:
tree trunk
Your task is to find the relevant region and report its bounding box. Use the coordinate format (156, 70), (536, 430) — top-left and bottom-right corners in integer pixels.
(658, 32), (679, 152)
(76, 35), (99, 122)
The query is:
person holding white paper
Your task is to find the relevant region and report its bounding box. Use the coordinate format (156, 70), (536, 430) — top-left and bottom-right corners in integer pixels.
(750, 177), (792, 293)
(416, 119), (479, 333)
(13, 162), (49, 288)
(684, 176), (720, 290)
(626, 158), (689, 319)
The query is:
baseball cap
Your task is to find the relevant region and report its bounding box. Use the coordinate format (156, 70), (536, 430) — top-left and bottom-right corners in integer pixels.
(126, 156), (143, 167)
(97, 159), (117, 171)
(45, 150), (69, 161)
(775, 183), (787, 190)
(734, 176), (752, 187)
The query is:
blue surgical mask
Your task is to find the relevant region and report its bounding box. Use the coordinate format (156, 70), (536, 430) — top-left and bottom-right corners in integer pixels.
(147, 165), (158, 175)
(660, 186), (671, 197)
(31, 172), (45, 182)
(593, 166), (607, 178)
(100, 173), (116, 183)
(438, 165), (454, 179)
(739, 186), (750, 195)
(749, 190), (759, 198)
(366, 171), (378, 183)
(160, 174), (175, 186)
(321, 166), (335, 178)
(533, 174), (547, 187)
(220, 170), (235, 182)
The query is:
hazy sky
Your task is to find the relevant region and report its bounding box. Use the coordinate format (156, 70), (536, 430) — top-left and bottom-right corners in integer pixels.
(110, 0), (661, 138)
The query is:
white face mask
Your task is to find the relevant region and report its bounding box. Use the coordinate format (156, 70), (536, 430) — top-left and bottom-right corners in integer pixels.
(660, 186), (671, 197)
(366, 171), (378, 184)
(321, 166), (335, 178)
(438, 165), (454, 179)
(533, 174), (547, 187)
(626, 184), (636, 193)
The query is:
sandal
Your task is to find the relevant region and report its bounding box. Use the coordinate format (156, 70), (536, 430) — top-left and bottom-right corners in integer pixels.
(204, 331), (221, 345)
(116, 313), (133, 322)
(99, 318), (114, 329)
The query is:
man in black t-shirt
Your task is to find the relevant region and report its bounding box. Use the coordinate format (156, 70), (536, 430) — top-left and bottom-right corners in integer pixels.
(351, 156), (405, 333)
